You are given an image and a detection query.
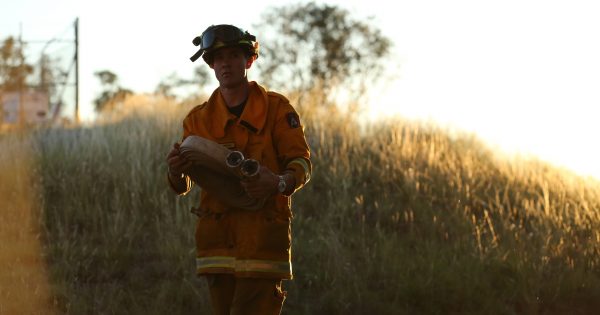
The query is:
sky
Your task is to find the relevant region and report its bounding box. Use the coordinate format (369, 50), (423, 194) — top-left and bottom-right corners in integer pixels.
(2, 0), (600, 180)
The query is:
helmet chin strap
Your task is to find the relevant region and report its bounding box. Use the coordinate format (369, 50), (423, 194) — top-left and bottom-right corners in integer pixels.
(246, 57), (254, 69)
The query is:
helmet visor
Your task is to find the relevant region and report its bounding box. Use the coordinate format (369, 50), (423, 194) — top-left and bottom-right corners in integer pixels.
(200, 25), (246, 51)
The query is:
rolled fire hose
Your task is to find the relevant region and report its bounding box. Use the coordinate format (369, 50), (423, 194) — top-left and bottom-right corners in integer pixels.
(179, 135), (265, 210)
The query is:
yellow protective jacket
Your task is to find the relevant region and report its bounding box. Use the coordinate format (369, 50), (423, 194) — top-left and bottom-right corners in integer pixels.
(171, 81), (311, 279)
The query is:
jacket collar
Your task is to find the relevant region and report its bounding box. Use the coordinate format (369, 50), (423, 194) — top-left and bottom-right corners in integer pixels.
(205, 81), (268, 138)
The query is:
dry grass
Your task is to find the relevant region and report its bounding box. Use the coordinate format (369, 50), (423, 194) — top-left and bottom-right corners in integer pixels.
(0, 132), (56, 315)
(2, 94), (600, 314)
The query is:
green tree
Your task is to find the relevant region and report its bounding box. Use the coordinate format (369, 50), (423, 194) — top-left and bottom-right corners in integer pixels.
(38, 54), (54, 94)
(38, 53), (62, 101)
(93, 70), (132, 113)
(0, 37), (33, 93)
(155, 66), (212, 98)
(254, 2), (391, 102)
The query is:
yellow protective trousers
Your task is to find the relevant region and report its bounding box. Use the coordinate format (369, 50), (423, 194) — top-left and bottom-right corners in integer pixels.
(205, 274), (286, 315)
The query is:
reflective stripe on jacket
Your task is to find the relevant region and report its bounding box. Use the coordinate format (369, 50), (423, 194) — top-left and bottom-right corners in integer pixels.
(196, 257), (291, 276)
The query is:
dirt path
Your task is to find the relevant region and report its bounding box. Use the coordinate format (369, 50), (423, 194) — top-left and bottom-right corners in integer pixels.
(0, 136), (56, 315)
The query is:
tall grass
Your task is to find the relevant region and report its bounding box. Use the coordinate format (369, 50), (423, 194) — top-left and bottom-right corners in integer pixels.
(31, 99), (209, 314)
(3, 95), (600, 314)
(288, 105), (600, 314)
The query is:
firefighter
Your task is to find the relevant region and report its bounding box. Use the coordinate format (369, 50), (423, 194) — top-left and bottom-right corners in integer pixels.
(166, 24), (312, 315)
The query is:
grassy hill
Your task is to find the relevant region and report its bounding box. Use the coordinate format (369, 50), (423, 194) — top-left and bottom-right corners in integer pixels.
(2, 97), (599, 314)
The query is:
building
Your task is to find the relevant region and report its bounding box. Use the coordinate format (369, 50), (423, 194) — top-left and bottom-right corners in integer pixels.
(1, 91), (49, 125)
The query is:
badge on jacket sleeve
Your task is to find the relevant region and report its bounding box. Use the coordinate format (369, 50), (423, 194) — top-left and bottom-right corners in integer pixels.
(286, 112), (300, 129)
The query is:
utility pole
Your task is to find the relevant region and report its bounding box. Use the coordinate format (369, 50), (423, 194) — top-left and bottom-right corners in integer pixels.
(18, 23), (25, 128)
(74, 17), (79, 124)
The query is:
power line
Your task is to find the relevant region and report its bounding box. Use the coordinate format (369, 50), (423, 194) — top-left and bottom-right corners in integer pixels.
(1, 18), (79, 126)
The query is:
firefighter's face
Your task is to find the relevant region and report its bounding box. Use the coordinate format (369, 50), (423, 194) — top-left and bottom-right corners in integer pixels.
(210, 46), (252, 88)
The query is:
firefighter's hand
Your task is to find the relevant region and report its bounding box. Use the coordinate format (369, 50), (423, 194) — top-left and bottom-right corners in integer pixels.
(240, 166), (278, 199)
(166, 143), (192, 179)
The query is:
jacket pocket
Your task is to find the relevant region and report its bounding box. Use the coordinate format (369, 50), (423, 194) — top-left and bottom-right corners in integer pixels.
(196, 213), (230, 250)
(257, 214), (291, 254)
